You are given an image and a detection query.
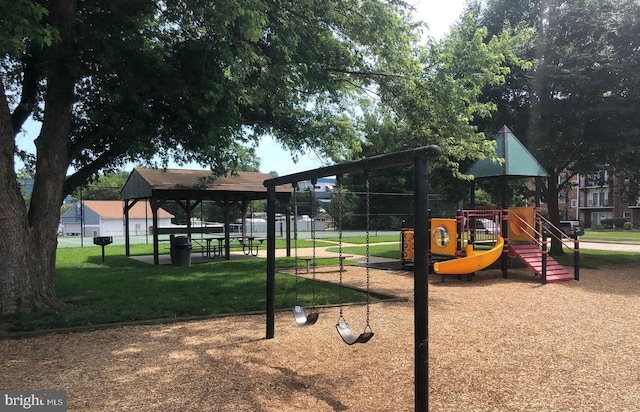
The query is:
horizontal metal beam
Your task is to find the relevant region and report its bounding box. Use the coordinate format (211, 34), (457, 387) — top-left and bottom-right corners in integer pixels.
(264, 145), (442, 187)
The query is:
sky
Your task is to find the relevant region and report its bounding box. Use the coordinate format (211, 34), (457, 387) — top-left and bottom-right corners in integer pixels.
(14, 0), (468, 175)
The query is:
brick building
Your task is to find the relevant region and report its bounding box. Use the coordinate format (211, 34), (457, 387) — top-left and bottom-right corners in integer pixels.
(556, 169), (640, 227)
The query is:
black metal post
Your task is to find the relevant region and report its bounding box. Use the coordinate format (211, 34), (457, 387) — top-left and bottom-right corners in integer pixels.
(455, 210), (463, 259)
(125, 199), (131, 256)
(145, 199), (149, 244)
(414, 155), (429, 412)
(574, 233), (580, 281)
(501, 176), (508, 278)
(152, 198), (159, 265)
(80, 189), (84, 248)
(266, 185), (276, 339)
(224, 207), (231, 260)
(427, 209), (432, 269)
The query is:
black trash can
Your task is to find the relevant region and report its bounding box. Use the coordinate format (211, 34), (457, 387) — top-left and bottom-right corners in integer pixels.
(173, 236), (192, 267)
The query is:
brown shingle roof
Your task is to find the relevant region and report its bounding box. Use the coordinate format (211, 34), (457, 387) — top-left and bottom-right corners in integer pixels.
(122, 168), (292, 200)
(84, 200), (173, 219)
(138, 168), (280, 191)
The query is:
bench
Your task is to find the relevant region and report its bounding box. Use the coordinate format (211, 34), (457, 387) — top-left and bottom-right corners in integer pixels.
(299, 255), (354, 273)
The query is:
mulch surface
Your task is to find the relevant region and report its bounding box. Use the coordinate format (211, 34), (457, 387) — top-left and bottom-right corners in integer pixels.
(2, 264), (640, 411)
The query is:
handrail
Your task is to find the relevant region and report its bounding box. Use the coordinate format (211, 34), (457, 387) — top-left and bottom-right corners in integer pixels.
(535, 214), (579, 252)
(505, 210), (577, 252)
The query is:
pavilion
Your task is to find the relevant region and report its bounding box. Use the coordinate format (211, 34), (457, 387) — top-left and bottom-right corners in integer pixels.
(121, 167), (293, 264)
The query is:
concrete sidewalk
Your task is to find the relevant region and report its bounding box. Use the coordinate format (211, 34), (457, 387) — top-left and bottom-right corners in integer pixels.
(131, 243), (400, 266)
(276, 246), (399, 265)
(579, 241), (640, 253)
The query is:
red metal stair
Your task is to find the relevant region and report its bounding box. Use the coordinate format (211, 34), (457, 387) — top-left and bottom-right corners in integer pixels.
(508, 244), (575, 283)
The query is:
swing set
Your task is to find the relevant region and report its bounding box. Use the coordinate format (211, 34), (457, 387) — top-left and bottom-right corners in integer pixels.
(290, 174), (375, 343)
(264, 145), (441, 412)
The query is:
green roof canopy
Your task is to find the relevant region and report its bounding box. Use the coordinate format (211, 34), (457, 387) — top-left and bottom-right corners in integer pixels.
(467, 125), (549, 178)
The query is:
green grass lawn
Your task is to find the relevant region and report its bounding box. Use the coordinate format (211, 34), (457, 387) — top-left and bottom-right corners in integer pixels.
(581, 229), (640, 243)
(5, 233), (638, 333)
(554, 248), (640, 268)
(1, 245), (368, 333)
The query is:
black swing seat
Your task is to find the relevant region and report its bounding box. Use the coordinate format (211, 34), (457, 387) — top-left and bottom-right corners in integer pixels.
(293, 305), (319, 326)
(336, 320), (374, 345)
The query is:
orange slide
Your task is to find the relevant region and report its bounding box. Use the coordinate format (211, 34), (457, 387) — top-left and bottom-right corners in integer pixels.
(433, 237), (504, 275)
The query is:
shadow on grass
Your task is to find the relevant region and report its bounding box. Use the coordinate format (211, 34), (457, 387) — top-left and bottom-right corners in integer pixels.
(1, 249), (399, 335)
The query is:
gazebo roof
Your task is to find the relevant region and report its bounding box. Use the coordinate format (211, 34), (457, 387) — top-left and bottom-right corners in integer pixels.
(467, 126), (549, 179)
(122, 167), (292, 201)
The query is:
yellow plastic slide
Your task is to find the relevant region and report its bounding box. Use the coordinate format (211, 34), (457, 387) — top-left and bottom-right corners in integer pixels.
(433, 237), (504, 275)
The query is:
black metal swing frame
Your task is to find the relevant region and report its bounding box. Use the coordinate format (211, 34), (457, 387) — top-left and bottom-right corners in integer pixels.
(264, 145), (441, 412)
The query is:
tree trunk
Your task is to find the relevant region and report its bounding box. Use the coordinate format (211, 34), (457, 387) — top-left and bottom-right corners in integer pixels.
(0, 0), (77, 315)
(0, 84), (62, 313)
(544, 174), (565, 256)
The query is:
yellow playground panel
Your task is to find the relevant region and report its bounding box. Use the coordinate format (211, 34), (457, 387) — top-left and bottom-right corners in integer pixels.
(401, 229), (414, 262)
(430, 218), (457, 256)
(401, 219), (457, 262)
(507, 206), (536, 243)
(400, 219), (458, 269)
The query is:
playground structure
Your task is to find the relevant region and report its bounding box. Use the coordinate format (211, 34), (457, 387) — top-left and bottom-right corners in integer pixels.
(399, 125), (580, 283)
(400, 206), (580, 283)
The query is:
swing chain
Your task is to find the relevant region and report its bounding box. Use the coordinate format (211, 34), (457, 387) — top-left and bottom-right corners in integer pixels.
(293, 183), (299, 303)
(365, 171), (371, 328)
(337, 175), (344, 319)
(311, 179), (317, 306)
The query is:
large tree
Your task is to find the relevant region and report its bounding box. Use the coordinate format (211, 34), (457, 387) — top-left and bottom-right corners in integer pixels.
(0, 0), (420, 314)
(340, 13), (525, 203)
(472, 0), (640, 252)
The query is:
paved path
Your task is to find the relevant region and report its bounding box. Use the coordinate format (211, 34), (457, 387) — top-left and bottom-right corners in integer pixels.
(579, 241), (640, 253)
(132, 240), (638, 266)
(276, 245), (399, 265)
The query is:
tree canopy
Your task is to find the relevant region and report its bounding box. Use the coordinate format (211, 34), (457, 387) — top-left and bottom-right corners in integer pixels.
(472, 0), (640, 229)
(340, 13), (526, 203)
(0, 0), (421, 314)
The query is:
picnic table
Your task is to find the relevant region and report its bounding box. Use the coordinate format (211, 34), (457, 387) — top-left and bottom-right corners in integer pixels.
(200, 236), (266, 258)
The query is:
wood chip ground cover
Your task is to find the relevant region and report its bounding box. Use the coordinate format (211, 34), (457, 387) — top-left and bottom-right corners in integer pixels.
(1, 265), (639, 411)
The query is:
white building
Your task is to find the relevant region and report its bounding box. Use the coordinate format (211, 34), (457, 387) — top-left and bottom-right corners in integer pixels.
(60, 200), (174, 237)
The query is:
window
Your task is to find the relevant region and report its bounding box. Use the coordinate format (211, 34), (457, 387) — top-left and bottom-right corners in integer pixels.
(571, 199), (577, 208)
(558, 192), (567, 204)
(558, 172), (567, 185)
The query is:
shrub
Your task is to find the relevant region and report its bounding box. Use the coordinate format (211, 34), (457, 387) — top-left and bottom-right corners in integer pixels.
(613, 218), (628, 229)
(590, 224), (605, 231)
(623, 221), (632, 230)
(600, 219), (614, 229)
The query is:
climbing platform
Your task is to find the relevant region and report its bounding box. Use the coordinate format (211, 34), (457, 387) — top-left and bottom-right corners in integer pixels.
(508, 245), (574, 282)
